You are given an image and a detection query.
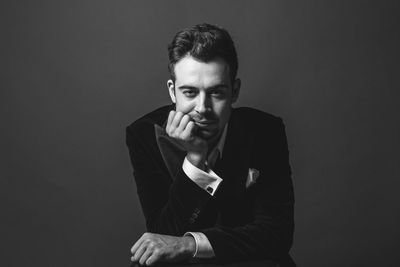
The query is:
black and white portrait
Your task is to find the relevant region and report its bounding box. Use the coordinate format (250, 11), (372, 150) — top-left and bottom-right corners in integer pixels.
(1, 1), (399, 267)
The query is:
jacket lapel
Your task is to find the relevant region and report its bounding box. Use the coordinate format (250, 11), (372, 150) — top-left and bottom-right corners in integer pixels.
(154, 124), (186, 180)
(214, 110), (250, 194)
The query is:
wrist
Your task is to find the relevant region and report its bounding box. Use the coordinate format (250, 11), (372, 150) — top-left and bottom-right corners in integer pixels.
(186, 151), (207, 171)
(182, 235), (197, 258)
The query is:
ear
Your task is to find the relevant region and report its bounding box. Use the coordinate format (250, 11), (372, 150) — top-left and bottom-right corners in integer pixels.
(167, 79), (176, 103)
(231, 78), (241, 103)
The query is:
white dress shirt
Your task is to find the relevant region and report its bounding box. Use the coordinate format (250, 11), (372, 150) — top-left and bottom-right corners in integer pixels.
(182, 125), (228, 258)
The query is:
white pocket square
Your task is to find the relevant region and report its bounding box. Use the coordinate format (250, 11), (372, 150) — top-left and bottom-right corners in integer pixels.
(246, 168), (260, 188)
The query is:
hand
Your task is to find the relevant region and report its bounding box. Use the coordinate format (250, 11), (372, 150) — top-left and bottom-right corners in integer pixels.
(166, 110), (208, 169)
(130, 232), (196, 266)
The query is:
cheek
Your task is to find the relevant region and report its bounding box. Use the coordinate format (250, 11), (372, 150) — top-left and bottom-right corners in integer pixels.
(214, 101), (230, 116)
(216, 103), (232, 124)
(175, 97), (196, 113)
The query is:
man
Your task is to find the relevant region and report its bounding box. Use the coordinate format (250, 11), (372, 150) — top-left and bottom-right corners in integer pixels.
(126, 23), (295, 266)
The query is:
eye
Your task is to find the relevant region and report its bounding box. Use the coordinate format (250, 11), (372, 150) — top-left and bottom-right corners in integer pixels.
(210, 90), (225, 98)
(183, 90), (197, 98)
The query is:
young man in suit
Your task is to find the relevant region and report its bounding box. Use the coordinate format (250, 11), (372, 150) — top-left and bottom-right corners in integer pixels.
(126, 23), (295, 266)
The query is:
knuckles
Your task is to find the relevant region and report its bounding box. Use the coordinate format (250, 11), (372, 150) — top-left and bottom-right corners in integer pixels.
(152, 248), (161, 257)
(147, 242), (155, 250)
(142, 232), (152, 238)
(131, 232), (178, 265)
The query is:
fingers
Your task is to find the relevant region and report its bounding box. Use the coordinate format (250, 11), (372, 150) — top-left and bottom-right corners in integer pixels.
(165, 110), (207, 154)
(130, 233), (163, 266)
(139, 249), (153, 266)
(181, 121), (195, 140)
(171, 111), (184, 130)
(134, 245), (162, 266)
(177, 114), (191, 132)
(167, 110), (175, 130)
(132, 242), (147, 263)
(166, 111), (193, 138)
(131, 233), (147, 255)
(146, 253), (160, 266)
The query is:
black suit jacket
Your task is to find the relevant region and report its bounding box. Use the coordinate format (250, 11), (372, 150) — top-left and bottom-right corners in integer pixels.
(126, 105), (295, 266)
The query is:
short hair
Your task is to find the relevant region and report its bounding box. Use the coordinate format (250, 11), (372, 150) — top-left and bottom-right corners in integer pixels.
(168, 23), (238, 82)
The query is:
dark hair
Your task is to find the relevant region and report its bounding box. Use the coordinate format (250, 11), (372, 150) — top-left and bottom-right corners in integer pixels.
(168, 23), (238, 82)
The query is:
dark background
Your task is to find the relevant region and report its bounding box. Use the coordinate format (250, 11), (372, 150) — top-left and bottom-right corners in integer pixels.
(1, 1), (399, 266)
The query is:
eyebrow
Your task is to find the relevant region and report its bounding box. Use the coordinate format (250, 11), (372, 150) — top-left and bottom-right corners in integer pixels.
(177, 84), (229, 91)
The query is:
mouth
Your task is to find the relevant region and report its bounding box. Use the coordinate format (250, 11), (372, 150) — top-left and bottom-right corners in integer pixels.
(194, 120), (217, 128)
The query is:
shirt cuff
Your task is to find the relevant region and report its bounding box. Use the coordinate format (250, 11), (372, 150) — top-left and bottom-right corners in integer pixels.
(182, 157), (223, 196)
(184, 232), (215, 258)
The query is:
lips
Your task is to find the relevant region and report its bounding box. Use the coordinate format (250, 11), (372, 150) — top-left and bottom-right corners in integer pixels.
(194, 120), (217, 128)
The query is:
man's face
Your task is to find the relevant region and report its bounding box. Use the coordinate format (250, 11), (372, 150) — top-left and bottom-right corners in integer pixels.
(167, 55), (240, 144)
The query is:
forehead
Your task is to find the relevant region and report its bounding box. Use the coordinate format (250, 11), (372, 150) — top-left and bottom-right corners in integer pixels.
(174, 56), (230, 86)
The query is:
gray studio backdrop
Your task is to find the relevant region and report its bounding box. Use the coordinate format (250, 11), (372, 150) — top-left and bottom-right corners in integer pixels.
(1, 1), (399, 266)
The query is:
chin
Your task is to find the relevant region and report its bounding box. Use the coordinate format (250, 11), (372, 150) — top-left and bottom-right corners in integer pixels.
(198, 129), (220, 142)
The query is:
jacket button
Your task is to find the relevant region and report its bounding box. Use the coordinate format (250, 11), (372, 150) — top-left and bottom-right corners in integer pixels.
(206, 186), (213, 194)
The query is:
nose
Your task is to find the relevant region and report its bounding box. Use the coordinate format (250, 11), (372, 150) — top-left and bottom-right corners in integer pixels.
(195, 93), (211, 114)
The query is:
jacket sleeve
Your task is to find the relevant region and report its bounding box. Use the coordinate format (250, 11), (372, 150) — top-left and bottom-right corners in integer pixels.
(201, 118), (295, 263)
(126, 123), (212, 236)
